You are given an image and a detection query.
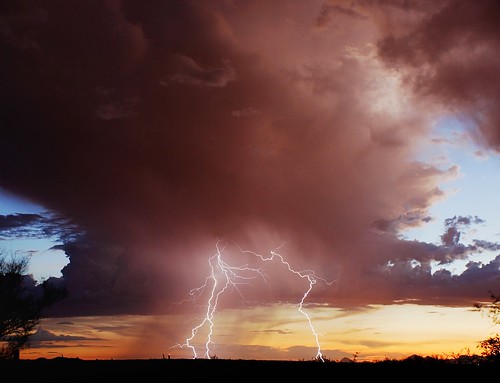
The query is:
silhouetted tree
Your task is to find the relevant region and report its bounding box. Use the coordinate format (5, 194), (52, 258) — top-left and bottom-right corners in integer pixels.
(474, 291), (500, 359)
(478, 335), (500, 358)
(0, 252), (67, 359)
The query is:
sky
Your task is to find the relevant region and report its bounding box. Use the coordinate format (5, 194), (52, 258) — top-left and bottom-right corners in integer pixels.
(1, 0), (500, 362)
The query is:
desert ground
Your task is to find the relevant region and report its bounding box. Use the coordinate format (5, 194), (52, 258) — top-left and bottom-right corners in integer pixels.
(2, 356), (498, 382)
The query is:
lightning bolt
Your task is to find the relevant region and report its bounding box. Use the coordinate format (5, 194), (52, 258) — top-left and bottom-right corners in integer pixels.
(172, 241), (267, 359)
(240, 245), (335, 362)
(173, 241), (334, 362)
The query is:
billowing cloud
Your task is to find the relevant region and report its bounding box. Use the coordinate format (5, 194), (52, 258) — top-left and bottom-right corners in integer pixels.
(376, 0), (500, 150)
(0, 0), (499, 320)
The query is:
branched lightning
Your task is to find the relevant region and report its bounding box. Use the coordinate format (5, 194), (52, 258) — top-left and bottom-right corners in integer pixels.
(173, 241), (334, 361)
(239, 244), (335, 362)
(172, 241), (267, 359)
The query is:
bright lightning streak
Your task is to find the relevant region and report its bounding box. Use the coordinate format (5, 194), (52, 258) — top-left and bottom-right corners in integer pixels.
(173, 241), (334, 362)
(173, 241), (266, 359)
(240, 245), (335, 362)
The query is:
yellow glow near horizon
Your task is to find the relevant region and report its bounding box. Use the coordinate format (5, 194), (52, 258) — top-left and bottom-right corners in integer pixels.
(21, 303), (496, 362)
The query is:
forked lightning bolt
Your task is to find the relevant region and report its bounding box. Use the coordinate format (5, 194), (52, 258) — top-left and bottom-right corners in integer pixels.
(173, 241), (267, 359)
(240, 245), (335, 362)
(173, 241), (334, 361)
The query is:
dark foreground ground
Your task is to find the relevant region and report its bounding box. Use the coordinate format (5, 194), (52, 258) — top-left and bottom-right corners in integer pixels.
(3, 356), (499, 382)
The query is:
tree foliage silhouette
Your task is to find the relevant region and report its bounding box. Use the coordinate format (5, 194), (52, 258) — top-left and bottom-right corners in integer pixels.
(0, 252), (67, 359)
(474, 291), (500, 359)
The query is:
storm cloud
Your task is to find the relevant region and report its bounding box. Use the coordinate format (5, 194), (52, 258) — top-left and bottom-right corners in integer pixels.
(1, 0), (499, 318)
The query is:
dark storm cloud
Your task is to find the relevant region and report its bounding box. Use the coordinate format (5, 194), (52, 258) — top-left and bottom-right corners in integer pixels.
(376, 0), (500, 150)
(29, 327), (101, 343)
(473, 240), (500, 252)
(0, 212), (79, 243)
(0, 213), (41, 231)
(26, 327), (103, 350)
(441, 215), (485, 247)
(1, 0), (500, 317)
